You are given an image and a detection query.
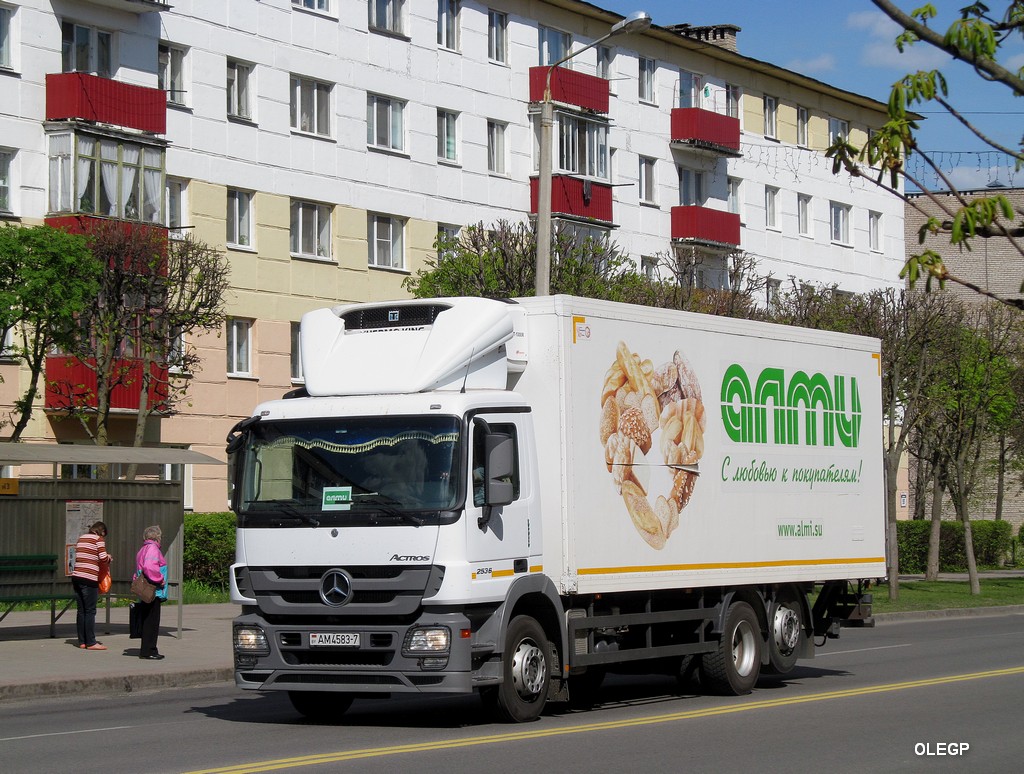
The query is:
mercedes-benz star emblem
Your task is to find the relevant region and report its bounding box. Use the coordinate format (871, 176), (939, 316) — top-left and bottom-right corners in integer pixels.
(319, 569), (353, 607)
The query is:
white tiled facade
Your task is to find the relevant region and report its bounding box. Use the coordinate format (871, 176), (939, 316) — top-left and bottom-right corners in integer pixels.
(0, 1), (905, 511)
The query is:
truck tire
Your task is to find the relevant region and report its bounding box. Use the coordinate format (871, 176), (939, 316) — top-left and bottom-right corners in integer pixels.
(288, 690), (354, 721)
(765, 591), (804, 675)
(493, 615), (550, 722)
(701, 601), (761, 695)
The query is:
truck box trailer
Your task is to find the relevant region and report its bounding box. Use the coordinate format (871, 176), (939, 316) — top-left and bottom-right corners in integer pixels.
(228, 295), (885, 722)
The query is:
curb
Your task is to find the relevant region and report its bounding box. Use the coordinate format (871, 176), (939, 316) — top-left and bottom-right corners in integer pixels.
(0, 667), (234, 703)
(874, 604), (1024, 623)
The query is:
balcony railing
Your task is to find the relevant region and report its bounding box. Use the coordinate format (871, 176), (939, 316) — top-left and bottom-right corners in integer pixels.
(671, 206), (741, 250)
(529, 66), (610, 114)
(46, 72), (166, 134)
(45, 356), (170, 414)
(530, 176), (614, 223)
(79, 0), (170, 13)
(670, 108), (742, 156)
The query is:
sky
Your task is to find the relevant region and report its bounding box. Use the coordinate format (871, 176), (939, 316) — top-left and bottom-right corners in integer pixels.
(601, 0), (1024, 191)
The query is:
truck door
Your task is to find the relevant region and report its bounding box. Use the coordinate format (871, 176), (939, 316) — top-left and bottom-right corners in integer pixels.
(466, 413), (532, 585)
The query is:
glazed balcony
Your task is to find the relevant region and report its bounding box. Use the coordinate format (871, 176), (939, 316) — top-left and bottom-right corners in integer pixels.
(671, 206), (741, 250)
(46, 73), (166, 135)
(45, 356), (170, 414)
(530, 176), (614, 224)
(529, 66), (609, 114)
(670, 108), (742, 156)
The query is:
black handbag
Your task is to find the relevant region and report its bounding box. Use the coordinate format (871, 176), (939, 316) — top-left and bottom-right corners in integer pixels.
(129, 602), (142, 639)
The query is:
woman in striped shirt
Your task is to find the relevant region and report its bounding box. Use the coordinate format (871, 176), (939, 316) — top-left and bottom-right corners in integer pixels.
(71, 521), (112, 650)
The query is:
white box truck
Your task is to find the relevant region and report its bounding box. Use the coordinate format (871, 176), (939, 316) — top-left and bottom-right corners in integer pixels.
(228, 295), (885, 722)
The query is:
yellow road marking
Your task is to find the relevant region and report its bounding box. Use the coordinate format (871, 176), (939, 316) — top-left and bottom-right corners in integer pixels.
(187, 666), (1024, 773)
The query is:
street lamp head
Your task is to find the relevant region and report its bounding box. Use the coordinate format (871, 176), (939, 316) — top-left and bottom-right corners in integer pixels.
(610, 11), (652, 38)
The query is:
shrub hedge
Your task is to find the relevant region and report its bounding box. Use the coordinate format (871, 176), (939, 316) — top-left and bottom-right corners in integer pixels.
(896, 519), (1014, 574)
(183, 511), (236, 589)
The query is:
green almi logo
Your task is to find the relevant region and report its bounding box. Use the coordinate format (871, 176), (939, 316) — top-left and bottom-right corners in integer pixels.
(721, 364), (862, 448)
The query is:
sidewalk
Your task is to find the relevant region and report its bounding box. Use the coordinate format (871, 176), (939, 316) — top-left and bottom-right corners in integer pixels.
(0, 602), (236, 702)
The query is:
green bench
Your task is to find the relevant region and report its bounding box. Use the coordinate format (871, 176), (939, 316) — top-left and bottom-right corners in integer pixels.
(0, 554), (76, 638)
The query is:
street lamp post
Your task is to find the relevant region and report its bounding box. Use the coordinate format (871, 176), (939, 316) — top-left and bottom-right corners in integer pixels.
(535, 10), (652, 297)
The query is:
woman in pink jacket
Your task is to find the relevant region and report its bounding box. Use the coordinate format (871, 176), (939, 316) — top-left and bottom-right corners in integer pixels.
(135, 525), (167, 660)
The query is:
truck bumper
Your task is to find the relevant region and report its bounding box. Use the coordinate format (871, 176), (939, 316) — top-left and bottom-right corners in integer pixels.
(232, 610), (476, 694)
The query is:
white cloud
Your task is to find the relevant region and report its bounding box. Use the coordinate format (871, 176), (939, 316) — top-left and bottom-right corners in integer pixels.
(784, 54), (835, 74)
(847, 10), (949, 71)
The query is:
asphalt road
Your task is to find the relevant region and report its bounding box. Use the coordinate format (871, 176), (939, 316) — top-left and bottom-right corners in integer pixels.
(2, 612), (1021, 774)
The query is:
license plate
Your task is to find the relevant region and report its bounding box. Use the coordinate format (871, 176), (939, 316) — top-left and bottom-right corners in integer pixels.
(309, 632), (360, 648)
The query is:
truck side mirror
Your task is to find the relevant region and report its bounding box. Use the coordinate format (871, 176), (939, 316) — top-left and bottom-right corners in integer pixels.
(484, 433), (515, 508)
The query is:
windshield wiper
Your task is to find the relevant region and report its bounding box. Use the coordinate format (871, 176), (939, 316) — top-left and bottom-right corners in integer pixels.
(251, 498), (320, 528)
(359, 497), (424, 527)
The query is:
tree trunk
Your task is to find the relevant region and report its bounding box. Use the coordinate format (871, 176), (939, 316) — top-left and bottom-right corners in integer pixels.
(962, 511), (981, 595)
(995, 433), (1005, 521)
(925, 473), (943, 580)
(885, 452), (900, 600)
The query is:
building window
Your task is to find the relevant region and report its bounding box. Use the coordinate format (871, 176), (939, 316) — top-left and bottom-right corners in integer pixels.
(50, 134), (164, 222)
(727, 178), (741, 217)
(1, 6), (14, 69)
(1, 326), (15, 359)
(0, 148), (11, 212)
(869, 210), (882, 251)
(159, 43), (186, 106)
(725, 84), (741, 119)
(61, 21), (111, 78)
(290, 200), (332, 259)
(556, 114), (608, 180)
(539, 25), (570, 66)
(638, 156), (656, 204)
(488, 10), (507, 63)
(765, 186), (779, 229)
(767, 278), (781, 307)
(437, 109), (458, 162)
(639, 57), (656, 103)
(166, 177), (187, 239)
(797, 106), (809, 147)
(830, 201), (851, 244)
(679, 70), (700, 109)
(226, 60), (252, 120)
(291, 75), (331, 136)
(369, 0), (406, 35)
(367, 94), (405, 152)
(226, 318), (252, 377)
(369, 214), (404, 269)
(487, 120), (506, 174)
(437, 223), (460, 260)
(798, 193), (812, 236)
(290, 321), (303, 382)
(437, 0), (459, 50)
(597, 45), (613, 81)
(763, 95), (778, 138)
(641, 255), (657, 279)
(293, 0), (330, 10)
(227, 189), (252, 248)
(829, 117), (849, 145)
(559, 220), (609, 249)
(678, 168), (704, 207)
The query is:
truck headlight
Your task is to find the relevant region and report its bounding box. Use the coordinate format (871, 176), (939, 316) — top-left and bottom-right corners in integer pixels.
(234, 625), (270, 655)
(403, 626), (450, 655)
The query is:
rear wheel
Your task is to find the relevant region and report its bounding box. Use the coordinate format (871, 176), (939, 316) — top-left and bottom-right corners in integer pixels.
(765, 591), (804, 675)
(700, 601), (761, 695)
(288, 690), (354, 721)
(493, 615), (550, 722)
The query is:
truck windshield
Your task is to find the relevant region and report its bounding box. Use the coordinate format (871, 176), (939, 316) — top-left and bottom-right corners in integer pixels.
(237, 416), (462, 526)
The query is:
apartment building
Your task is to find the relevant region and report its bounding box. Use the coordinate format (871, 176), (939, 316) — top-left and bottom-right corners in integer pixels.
(0, 0), (905, 511)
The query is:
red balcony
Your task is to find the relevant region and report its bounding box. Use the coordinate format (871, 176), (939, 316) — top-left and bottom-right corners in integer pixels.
(530, 176), (614, 223)
(671, 108), (741, 156)
(530, 66), (609, 114)
(46, 72), (166, 134)
(671, 206), (741, 250)
(45, 356), (170, 414)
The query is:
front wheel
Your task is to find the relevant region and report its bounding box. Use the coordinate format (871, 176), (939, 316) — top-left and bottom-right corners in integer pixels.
(493, 615), (550, 722)
(288, 690), (354, 721)
(700, 601), (761, 695)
